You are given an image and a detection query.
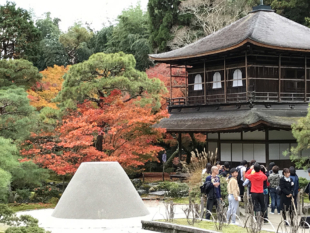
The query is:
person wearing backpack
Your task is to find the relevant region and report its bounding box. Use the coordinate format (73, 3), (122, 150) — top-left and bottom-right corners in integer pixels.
(236, 160), (247, 202)
(280, 168), (294, 224)
(204, 166), (221, 219)
(266, 162), (275, 207)
(268, 165), (281, 214)
(289, 166), (299, 208)
(226, 168), (240, 224)
(245, 163), (267, 218)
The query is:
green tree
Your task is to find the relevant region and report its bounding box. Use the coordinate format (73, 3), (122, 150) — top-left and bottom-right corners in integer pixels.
(35, 12), (68, 70)
(287, 108), (310, 169)
(11, 161), (49, 190)
(55, 52), (165, 112)
(148, 0), (191, 53)
(59, 23), (94, 64)
(0, 87), (37, 143)
(0, 59), (42, 89)
(266, 0), (310, 26)
(91, 26), (114, 54)
(106, 4), (152, 71)
(0, 2), (41, 63)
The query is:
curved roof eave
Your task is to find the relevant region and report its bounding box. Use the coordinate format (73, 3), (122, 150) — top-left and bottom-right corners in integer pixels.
(149, 39), (310, 62)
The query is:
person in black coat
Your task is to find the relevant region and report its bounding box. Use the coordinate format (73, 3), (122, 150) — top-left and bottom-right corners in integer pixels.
(280, 168), (294, 224)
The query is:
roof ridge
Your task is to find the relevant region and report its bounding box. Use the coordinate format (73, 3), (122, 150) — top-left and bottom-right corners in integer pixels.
(248, 11), (262, 40)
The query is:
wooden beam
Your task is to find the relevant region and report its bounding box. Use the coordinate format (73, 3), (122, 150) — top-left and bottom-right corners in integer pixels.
(245, 51), (248, 101)
(178, 133), (182, 159)
(224, 57), (227, 103)
(305, 56), (307, 102)
(265, 129), (269, 167)
(185, 63), (188, 105)
(279, 55), (282, 102)
(204, 61), (206, 104)
(170, 64), (172, 105)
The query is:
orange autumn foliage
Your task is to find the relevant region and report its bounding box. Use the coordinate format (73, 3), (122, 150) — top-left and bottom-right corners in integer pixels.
(146, 63), (186, 99)
(27, 65), (70, 110)
(21, 90), (169, 175)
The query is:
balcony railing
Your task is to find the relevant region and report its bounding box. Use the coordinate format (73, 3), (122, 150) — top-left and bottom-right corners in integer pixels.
(169, 92), (308, 106)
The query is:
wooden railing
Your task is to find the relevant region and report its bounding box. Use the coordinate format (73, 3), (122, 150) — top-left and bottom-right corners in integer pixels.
(169, 92), (308, 106)
(280, 93), (304, 102)
(253, 92), (278, 102)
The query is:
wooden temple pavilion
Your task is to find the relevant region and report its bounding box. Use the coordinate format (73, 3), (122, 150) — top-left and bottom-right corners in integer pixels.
(149, 3), (310, 169)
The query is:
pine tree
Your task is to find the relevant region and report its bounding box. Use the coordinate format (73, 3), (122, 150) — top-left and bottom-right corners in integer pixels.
(0, 2), (41, 63)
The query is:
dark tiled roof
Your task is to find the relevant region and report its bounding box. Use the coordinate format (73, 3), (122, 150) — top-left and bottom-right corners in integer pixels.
(149, 11), (310, 61)
(155, 105), (308, 132)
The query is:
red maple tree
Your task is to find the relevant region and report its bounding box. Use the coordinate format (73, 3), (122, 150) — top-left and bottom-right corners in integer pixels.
(146, 63), (186, 99)
(21, 90), (168, 175)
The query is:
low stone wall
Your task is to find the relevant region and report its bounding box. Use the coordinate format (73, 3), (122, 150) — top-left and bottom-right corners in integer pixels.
(141, 220), (218, 233)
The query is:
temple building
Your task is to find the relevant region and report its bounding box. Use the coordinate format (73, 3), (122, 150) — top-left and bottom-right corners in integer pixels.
(150, 3), (310, 173)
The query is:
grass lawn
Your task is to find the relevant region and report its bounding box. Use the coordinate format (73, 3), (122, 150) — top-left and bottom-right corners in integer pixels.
(9, 203), (56, 212)
(158, 219), (270, 233)
(172, 197), (200, 204)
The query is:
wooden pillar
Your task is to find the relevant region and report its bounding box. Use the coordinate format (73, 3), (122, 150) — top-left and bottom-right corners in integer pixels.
(224, 57), (227, 103)
(265, 129), (269, 166)
(305, 57), (307, 102)
(170, 64), (172, 105)
(279, 55), (282, 102)
(185, 63), (188, 105)
(245, 51), (248, 101)
(178, 133), (182, 159)
(217, 133), (221, 162)
(204, 61), (207, 104)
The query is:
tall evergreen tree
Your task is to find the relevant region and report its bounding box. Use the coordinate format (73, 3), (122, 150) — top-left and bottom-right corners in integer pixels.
(266, 0), (310, 26)
(0, 2), (41, 63)
(59, 23), (94, 64)
(35, 12), (68, 70)
(148, 0), (191, 53)
(105, 5), (152, 71)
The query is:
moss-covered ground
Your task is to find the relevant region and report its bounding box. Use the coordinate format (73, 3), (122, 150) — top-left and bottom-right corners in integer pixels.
(158, 219), (270, 233)
(8, 203), (56, 213)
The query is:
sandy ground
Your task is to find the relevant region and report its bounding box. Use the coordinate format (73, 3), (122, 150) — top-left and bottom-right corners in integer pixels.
(15, 201), (307, 233)
(15, 201), (187, 233)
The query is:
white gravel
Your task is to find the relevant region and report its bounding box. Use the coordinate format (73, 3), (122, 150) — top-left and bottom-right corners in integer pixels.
(16, 201), (187, 233)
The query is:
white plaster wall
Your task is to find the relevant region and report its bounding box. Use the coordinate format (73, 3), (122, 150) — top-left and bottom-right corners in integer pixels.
(278, 170), (310, 180)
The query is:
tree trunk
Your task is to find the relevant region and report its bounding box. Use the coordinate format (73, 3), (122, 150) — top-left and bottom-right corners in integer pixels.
(96, 135), (103, 151)
(164, 143), (179, 169)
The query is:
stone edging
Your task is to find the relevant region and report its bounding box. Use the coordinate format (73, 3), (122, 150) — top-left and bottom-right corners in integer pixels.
(141, 220), (219, 233)
(142, 220), (277, 233)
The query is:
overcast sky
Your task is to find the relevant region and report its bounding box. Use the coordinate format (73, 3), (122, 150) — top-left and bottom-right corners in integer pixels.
(0, 0), (148, 31)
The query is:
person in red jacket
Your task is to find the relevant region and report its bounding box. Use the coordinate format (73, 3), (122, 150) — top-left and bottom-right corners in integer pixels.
(245, 163), (267, 218)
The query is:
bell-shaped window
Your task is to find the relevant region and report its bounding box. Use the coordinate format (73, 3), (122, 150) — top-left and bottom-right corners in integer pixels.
(194, 74), (203, 90)
(233, 69), (243, 87)
(212, 72), (222, 89)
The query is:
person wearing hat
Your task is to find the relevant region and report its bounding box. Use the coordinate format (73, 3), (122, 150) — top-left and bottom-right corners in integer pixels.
(226, 168), (240, 224)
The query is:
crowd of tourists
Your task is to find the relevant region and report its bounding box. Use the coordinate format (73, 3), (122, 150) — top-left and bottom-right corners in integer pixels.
(202, 160), (309, 225)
